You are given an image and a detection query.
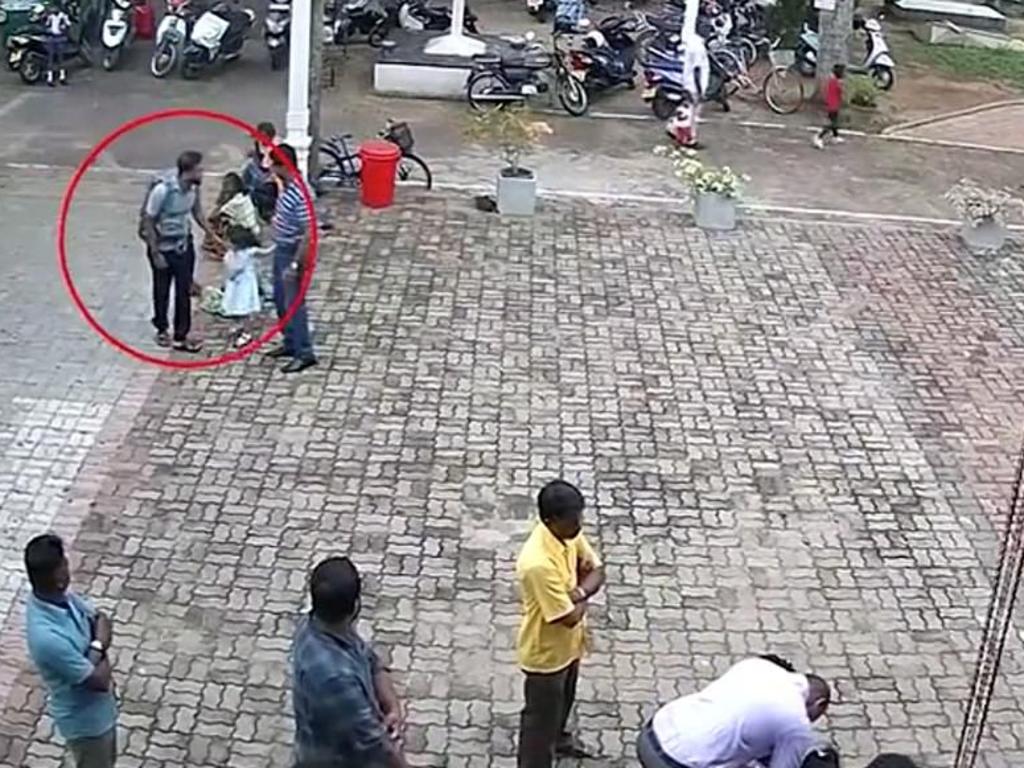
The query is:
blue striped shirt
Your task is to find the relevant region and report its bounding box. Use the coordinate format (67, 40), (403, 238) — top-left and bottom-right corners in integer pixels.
(273, 180), (310, 244)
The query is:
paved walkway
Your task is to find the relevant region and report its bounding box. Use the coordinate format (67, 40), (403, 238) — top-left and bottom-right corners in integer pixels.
(888, 103), (1024, 152)
(1, 175), (1024, 768)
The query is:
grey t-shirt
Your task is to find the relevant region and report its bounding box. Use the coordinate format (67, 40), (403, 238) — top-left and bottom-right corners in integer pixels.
(145, 174), (197, 250)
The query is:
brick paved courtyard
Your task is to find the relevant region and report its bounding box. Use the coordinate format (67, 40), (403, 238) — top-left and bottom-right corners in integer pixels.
(2, 191), (1024, 768)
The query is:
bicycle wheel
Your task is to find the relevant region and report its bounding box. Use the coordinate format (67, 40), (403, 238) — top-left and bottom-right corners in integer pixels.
(397, 153), (433, 190)
(467, 71), (513, 111)
(762, 65), (804, 115)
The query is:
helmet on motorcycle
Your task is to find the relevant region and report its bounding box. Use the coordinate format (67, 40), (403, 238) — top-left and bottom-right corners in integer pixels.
(582, 30), (607, 49)
(28, 3), (46, 22)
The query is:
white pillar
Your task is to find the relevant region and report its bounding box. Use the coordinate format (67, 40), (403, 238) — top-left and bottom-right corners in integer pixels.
(424, 0), (485, 56)
(285, 0), (313, 179)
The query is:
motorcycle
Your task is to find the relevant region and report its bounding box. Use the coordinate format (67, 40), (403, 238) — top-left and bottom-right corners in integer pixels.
(397, 0), (477, 34)
(99, 0), (135, 70)
(331, 0), (389, 46)
(150, 0), (196, 76)
(181, 1), (254, 78)
(566, 18), (637, 98)
(795, 16), (894, 90)
(264, 0), (289, 69)
(642, 38), (730, 119)
(466, 32), (588, 116)
(6, 4), (93, 84)
(525, 0), (554, 23)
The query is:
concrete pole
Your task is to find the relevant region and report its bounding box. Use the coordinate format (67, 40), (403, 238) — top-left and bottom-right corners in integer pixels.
(681, 0), (698, 43)
(285, 0), (313, 179)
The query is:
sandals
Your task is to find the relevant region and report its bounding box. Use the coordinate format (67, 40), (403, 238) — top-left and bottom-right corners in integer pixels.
(172, 338), (204, 354)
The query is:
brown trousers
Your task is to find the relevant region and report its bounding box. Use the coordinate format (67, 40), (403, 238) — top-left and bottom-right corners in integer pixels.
(517, 660), (579, 768)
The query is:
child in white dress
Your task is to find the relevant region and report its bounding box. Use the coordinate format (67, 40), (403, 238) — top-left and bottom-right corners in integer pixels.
(221, 226), (274, 347)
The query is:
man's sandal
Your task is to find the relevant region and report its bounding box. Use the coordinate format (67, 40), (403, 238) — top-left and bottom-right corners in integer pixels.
(172, 338), (203, 354)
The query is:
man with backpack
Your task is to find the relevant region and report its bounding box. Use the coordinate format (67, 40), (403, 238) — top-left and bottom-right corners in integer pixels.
(139, 150), (220, 353)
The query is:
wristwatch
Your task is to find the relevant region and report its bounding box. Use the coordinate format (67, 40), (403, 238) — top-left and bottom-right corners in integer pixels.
(89, 640), (104, 655)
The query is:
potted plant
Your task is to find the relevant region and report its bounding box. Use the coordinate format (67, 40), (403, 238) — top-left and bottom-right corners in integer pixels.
(945, 179), (1022, 254)
(655, 145), (748, 231)
(465, 106), (551, 216)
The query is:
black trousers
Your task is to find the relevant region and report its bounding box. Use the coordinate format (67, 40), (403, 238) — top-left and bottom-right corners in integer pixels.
(150, 241), (195, 341)
(818, 111), (840, 139)
(517, 660), (579, 768)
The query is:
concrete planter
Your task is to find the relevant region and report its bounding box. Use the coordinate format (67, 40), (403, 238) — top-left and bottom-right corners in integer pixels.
(693, 192), (737, 231)
(960, 217), (1007, 254)
(497, 167), (537, 216)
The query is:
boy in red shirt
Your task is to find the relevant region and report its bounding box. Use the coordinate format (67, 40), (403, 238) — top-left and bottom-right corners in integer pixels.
(813, 63), (845, 149)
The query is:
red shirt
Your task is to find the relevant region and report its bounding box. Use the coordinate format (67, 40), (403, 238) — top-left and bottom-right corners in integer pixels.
(825, 76), (843, 113)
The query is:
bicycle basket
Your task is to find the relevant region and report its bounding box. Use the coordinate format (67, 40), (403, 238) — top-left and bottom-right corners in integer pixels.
(769, 48), (795, 67)
(386, 121), (415, 153)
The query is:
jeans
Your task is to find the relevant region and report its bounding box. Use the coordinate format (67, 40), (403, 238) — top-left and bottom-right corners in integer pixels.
(68, 727), (116, 768)
(150, 241), (195, 341)
(517, 660), (579, 768)
(46, 35), (66, 75)
(272, 241), (314, 361)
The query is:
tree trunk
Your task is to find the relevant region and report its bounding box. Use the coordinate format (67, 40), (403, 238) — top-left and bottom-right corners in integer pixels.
(816, 0), (854, 98)
(308, 0), (326, 179)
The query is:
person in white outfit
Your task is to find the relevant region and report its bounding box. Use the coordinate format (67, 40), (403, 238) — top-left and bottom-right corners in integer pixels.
(44, 3), (71, 86)
(221, 225), (273, 347)
(637, 655), (834, 768)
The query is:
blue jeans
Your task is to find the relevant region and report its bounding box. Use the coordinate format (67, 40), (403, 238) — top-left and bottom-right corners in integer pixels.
(272, 241), (314, 361)
(46, 35), (66, 75)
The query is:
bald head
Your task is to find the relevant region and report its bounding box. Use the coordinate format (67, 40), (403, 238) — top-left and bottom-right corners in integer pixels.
(805, 674), (831, 722)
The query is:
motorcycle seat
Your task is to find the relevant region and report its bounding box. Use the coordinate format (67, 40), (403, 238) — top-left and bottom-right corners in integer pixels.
(472, 53), (502, 65)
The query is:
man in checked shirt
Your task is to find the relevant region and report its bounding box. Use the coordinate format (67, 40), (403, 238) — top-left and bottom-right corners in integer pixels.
(291, 557), (408, 768)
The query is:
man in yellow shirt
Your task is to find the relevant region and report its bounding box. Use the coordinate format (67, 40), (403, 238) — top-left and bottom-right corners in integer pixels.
(516, 480), (606, 768)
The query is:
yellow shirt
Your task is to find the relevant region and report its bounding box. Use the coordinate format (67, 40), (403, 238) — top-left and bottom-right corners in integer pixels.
(515, 523), (601, 674)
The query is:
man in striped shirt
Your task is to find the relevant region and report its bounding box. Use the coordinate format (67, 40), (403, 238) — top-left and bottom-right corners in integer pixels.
(267, 143), (318, 373)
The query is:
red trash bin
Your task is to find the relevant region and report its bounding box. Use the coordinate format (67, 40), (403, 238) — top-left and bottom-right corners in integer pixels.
(359, 140), (401, 209)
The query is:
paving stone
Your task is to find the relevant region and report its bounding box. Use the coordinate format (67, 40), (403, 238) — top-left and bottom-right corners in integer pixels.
(1, 195), (1024, 768)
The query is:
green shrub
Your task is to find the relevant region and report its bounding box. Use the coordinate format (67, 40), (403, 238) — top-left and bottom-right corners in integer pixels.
(846, 75), (879, 108)
(766, 0), (808, 48)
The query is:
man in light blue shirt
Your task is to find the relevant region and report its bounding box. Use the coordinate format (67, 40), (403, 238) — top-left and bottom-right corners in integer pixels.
(24, 534), (117, 768)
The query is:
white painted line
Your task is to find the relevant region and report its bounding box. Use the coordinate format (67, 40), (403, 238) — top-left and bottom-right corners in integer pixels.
(0, 92), (32, 120)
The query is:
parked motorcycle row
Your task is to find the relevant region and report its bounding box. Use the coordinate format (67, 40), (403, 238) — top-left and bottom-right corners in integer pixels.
(465, 0), (895, 119)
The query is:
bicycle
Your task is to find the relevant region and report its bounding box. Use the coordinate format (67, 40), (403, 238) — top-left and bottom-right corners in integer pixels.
(316, 119), (433, 194)
(761, 44), (805, 115)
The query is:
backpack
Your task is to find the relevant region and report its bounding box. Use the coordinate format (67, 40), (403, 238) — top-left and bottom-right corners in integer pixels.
(137, 170), (176, 241)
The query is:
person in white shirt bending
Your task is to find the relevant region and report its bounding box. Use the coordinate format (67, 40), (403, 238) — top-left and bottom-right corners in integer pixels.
(638, 655), (835, 768)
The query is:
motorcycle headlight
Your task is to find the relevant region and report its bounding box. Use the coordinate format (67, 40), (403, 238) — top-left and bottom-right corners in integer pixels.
(0, 9), (7, 24)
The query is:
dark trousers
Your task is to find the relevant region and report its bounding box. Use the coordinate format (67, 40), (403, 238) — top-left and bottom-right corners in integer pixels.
(150, 242), (195, 341)
(272, 241), (315, 361)
(517, 660), (579, 768)
(818, 111), (840, 139)
(68, 727), (116, 768)
(45, 35), (66, 75)
(637, 723), (690, 768)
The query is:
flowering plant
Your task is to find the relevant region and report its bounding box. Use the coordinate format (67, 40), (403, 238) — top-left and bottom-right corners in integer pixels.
(654, 145), (748, 199)
(944, 179), (1023, 226)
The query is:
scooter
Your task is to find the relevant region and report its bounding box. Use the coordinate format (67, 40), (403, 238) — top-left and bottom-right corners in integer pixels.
(181, 1), (254, 78)
(526, 0), (555, 23)
(795, 16), (894, 90)
(642, 39), (729, 119)
(5, 4), (93, 84)
(264, 0), (289, 69)
(99, 0), (135, 70)
(566, 19), (636, 97)
(150, 0), (196, 76)
(331, 0), (389, 46)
